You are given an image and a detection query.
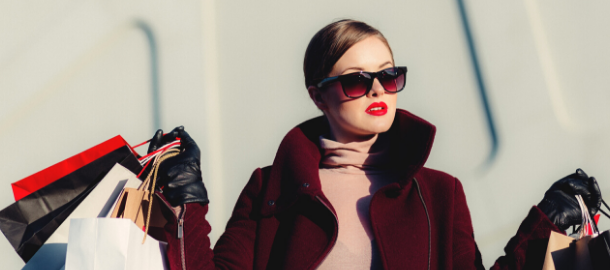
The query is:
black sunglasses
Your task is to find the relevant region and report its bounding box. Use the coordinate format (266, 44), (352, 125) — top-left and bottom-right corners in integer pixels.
(316, 66), (407, 98)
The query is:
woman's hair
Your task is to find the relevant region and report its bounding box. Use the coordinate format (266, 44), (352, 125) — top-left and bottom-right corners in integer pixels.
(303, 19), (393, 88)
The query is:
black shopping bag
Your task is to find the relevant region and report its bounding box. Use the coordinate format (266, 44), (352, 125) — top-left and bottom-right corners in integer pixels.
(587, 197), (610, 270)
(589, 228), (610, 270)
(0, 145), (142, 262)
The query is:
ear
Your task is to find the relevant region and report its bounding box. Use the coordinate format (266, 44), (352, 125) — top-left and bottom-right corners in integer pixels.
(307, 86), (328, 110)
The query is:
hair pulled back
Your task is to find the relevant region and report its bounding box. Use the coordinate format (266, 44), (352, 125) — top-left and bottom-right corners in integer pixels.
(303, 19), (393, 88)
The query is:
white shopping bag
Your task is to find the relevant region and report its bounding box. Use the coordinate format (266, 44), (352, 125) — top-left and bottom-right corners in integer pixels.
(65, 218), (168, 270)
(22, 163), (142, 270)
(49, 163), (143, 242)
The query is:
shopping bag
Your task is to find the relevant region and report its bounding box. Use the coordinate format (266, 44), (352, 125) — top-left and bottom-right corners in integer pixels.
(575, 235), (594, 269)
(48, 163), (143, 243)
(64, 218), (168, 270)
(542, 231), (577, 270)
(0, 145), (141, 262)
(111, 148), (179, 243)
(588, 230), (610, 270)
(21, 243), (67, 270)
(11, 135), (136, 201)
(542, 195), (596, 270)
(21, 163), (144, 270)
(588, 198), (610, 270)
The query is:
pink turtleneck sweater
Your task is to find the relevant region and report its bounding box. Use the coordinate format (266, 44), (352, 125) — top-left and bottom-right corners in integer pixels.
(316, 134), (399, 270)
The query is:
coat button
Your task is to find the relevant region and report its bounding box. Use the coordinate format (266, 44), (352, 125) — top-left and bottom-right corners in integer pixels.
(268, 200), (275, 206)
(302, 183), (310, 188)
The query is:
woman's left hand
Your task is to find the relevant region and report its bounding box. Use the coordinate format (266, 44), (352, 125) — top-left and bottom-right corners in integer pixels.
(537, 168), (602, 231)
(147, 126), (209, 207)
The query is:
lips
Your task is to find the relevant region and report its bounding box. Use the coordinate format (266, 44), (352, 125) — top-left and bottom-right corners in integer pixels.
(365, 101), (388, 116)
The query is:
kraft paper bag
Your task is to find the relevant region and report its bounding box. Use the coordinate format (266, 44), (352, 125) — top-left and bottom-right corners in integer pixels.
(110, 148), (179, 242)
(542, 231), (594, 270)
(542, 231), (576, 270)
(64, 218), (168, 270)
(542, 194), (597, 270)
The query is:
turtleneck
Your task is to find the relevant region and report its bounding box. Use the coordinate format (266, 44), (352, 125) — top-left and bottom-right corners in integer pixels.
(319, 133), (392, 173)
(315, 133), (398, 270)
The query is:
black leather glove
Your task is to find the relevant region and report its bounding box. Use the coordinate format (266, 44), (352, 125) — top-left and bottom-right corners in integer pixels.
(147, 126), (209, 206)
(537, 168), (602, 231)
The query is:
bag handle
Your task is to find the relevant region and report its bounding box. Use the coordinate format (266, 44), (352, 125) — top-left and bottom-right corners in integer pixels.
(576, 194), (599, 238)
(138, 140), (181, 166)
(136, 138), (181, 185)
(599, 199), (610, 220)
(137, 147), (180, 243)
(130, 136), (182, 166)
(571, 198), (608, 236)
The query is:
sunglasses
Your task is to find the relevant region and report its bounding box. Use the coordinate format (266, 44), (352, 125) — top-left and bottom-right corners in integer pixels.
(316, 66), (407, 98)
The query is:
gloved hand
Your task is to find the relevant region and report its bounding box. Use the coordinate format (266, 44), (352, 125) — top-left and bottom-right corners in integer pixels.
(537, 169), (602, 231)
(147, 126), (209, 206)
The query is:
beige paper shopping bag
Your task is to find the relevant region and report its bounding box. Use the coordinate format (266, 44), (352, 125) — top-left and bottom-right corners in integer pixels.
(542, 232), (594, 270)
(111, 148), (179, 242)
(542, 195), (597, 270)
(542, 231), (576, 270)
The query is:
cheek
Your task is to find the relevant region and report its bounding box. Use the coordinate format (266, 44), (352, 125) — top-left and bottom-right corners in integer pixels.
(332, 99), (368, 128)
(387, 94), (398, 110)
(326, 82), (345, 100)
(384, 94), (398, 121)
(323, 83), (351, 109)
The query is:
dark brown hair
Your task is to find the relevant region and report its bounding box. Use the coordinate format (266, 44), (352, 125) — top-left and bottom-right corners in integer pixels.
(303, 19), (393, 88)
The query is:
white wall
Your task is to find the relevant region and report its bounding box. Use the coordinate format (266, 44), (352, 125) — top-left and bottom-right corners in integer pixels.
(1, 1), (609, 269)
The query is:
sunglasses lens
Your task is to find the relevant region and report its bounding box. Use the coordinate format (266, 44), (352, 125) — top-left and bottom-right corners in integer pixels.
(341, 74), (369, 97)
(379, 68), (406, 92)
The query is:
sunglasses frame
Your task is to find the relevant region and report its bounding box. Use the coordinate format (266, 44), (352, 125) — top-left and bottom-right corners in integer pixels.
(316, 66), (407, 98)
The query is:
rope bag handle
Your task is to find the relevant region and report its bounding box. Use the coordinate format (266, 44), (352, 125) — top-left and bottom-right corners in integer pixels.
(576, 194), (599, 238)
(137, 147), (180, 243)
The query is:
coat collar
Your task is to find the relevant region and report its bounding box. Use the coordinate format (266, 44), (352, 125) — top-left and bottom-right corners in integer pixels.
(260, 109), (436, 216)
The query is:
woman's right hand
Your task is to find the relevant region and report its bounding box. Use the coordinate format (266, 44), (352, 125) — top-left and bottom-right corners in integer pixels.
(148, 126), (209, 207)
(537, 168), (602, 231)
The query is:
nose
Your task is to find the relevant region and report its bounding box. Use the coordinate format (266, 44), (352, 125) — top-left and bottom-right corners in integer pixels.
(367, 78), (385, 98)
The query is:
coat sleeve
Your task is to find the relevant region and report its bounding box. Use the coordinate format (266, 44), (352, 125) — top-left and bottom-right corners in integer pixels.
(450, 179), (562, 270)
(488, 206), (562, 270)
(161, 167), (266, 270)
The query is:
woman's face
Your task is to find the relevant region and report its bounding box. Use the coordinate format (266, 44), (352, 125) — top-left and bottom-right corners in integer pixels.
(308, 36), (397, 143)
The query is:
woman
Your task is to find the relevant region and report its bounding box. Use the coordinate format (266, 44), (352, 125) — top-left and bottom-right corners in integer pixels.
(149, 20), (602, 269)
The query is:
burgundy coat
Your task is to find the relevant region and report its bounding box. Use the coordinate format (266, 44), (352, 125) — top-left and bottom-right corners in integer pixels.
(158, 109), (562, 270)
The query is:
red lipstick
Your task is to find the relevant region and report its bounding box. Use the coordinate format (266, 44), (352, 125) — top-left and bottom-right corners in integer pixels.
(365, 102), (388, 116)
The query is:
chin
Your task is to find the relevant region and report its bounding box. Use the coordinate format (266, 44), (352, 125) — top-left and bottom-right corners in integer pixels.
(361, 120), (393, 135)
(370, 114), (395, 133)
(332, 111), (396, 138)
(370, 125), (392, 134)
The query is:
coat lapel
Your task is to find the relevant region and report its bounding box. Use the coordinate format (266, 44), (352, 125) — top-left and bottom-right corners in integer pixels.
(269, 198), (337, 270)
(369, 180), (430, 269)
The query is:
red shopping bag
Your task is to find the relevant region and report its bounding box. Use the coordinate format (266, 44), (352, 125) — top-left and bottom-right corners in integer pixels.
(11, 135), (136, 201)
(0, 143), (142, 262)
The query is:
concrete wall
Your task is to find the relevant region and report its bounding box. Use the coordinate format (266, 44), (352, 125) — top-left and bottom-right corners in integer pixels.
(1, 1), (609, 268)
